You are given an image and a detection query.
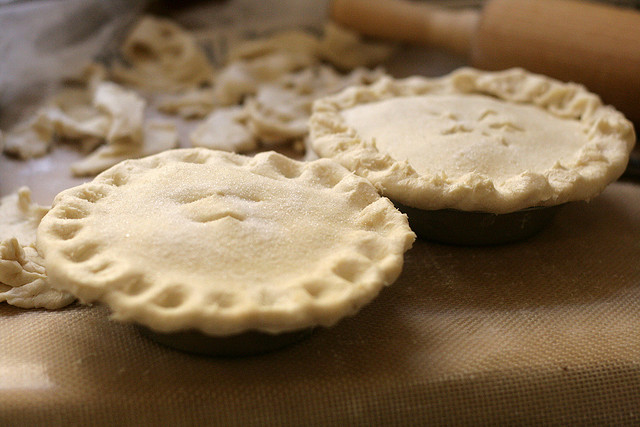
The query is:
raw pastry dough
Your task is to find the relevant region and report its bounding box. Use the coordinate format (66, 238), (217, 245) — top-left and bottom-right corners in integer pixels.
(0, 239), (74, 309)
(3, 98), (107, 160)
(3, 17), (397, 167)
(157, 87), (217, 119)
(71, 120), (178, 176)
(0, 187), (49, 247)
(1, 88), (102, 159)
(38, 88), (108, 145)
(189, 106), (257, 153)
(246, 84), (310, 144)
(69, 62), (109, 92)
(93, 82), (145, 145)
(65, 82), (178, 176)
(2, 81), (146, 163)
(227, 30), (320, 63)
(157, 29), (321, 117)
(37, 148), (415, 335)
(246, 66), (386, 146)
(2, 114), (54, 159)
(0, 189), (74, 309)
(319, 22), (396, 70)
(310, 68), (636, 213)
(213, 52), (316, 106)
(212, 23), (392, 108)
(111, 16), (214, 92)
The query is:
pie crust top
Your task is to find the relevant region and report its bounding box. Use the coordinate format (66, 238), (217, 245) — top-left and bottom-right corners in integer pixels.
(310, 68), (636, 213)
(36, 148), (415, 335)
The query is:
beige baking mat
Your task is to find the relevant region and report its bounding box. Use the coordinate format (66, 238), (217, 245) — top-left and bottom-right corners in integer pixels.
(1, 180), (639, 425)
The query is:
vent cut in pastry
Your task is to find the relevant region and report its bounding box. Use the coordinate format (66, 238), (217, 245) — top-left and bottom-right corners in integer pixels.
(37, 148), (415, 336)
(310, 68), (635, 214)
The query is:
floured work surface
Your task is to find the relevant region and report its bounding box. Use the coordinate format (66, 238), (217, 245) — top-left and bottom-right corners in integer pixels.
(1, 181), (639, 425)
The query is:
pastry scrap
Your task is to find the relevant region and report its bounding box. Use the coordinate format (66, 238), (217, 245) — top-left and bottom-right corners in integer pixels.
(318, 22), (396, 70)
(0, 187), (49, 246)
(246, 84), (310, 144)
(0, 188), (74, 309)
(206, 30), (322, 107)
(93, 82), (145, 146)
(157, 87), (217, 119)
(68, 82), (178, 176)
(3, 16), (395, 169)
(310, 67), (636, 214)
(111, 16), (214, 92)
(246, 65), (386, 146)
(0, 239), (75, 309)
(37, 148), (415, 335)
(34, 87), (108, 153)
(2, 113), (55, 159)
(3, 78), (178, 176)
(2, 88), (102, 159)
(212, 51), (317, 107)
(71, 120), (179, 176)
(2, 81), (154, 166)
(3, 80), (112, 160)
(188, 65), (387, 154)
(227, 30), (321, 63)
(189, 106), (257, 153)
(214, 29), (321, 107)
(187, 65), (386, 153)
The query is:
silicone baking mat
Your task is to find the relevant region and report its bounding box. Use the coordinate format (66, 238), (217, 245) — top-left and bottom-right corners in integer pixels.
(2, 181), (640, 425)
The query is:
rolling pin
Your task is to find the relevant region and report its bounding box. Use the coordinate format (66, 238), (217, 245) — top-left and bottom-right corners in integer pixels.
(329, 0), (640, 129)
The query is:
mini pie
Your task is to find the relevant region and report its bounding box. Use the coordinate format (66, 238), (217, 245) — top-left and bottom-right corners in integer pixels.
(310, 67), (636, 214)
(37, 148), (415, 336)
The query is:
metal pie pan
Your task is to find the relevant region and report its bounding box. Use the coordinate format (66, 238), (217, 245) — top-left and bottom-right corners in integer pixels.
(392, 201), (564, 246)
(137, 325), (314, 357)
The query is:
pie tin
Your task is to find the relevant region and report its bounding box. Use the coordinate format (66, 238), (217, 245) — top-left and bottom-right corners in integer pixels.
(393, 202), (563, 246)
(137, 325), (314, 357)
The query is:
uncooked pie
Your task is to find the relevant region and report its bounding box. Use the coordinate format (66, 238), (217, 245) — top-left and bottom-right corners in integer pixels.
(36, 148), (415, 335)
(310, 67), (635, 214)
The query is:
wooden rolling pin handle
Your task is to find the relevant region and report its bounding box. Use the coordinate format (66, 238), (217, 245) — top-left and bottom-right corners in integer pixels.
(330, 0), (480, 56)
(474, 0), (640, 127)
(330, 0), (640, 128)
